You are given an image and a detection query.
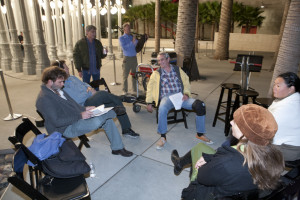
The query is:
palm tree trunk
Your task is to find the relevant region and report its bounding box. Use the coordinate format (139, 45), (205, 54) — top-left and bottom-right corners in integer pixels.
(155, 0), (160, 52)
(210, 23), (215, 40)
(214, 0), (233, 60)
(269, 0), (291, 71)
(201, 24), (205, 40)
(268, 0), (300, 96)
(195, 2), (199, 53)
(175, 0), (200, 81)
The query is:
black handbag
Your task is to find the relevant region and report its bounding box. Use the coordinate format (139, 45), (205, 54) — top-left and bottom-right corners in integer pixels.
(42, 139), (90, 178)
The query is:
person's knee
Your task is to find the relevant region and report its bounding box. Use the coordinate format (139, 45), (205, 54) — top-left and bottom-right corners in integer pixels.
(192, 100), (206, 116)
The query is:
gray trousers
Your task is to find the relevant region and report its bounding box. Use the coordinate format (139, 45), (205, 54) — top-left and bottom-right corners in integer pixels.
(122, 56), (137, 93)
(63, 110), (124, 151)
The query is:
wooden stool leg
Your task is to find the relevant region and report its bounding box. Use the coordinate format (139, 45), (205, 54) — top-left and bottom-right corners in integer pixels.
(227, 94), (240, 136)
(212, 87), (225, 127)
(224, 89), (233, 135)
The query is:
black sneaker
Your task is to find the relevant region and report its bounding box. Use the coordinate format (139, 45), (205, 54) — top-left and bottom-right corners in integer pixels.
(122, 128), (140, 138)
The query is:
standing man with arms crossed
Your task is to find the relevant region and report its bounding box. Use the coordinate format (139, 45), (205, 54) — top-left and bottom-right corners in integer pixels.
(73, 25), (107, 90)
(146, 52), (213, 149)
(119, 23), (138, 95)
(36, 66), (133, 157)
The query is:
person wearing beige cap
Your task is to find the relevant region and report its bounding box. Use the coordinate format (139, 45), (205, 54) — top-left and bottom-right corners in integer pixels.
(171, 104), (284, 199)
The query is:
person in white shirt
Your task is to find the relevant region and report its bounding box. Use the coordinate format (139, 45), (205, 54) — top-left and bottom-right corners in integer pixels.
(268, 72), (300, 161)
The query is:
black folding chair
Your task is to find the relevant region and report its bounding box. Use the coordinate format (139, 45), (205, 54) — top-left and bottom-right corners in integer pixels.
(89, 78), (111, 93)
(8, 117), (90, 200)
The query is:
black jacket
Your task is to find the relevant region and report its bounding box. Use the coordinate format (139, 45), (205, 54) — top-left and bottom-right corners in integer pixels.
(182, 145), (257, 200)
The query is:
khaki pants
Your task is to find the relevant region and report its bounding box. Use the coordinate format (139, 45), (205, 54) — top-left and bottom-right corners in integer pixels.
(122, 56), (137, 93)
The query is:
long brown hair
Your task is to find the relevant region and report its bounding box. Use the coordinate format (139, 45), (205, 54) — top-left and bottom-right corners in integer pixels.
(237, 137), (284, 190)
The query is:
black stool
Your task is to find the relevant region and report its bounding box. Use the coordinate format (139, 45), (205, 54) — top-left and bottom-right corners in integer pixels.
(255, 97), (274, 108)
(229, 89), (259, 134)
(212, 83), (240, 135)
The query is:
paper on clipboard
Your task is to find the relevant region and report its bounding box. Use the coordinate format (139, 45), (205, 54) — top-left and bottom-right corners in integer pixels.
(91, 105), (114, 117)
(169, 92), (183, 110)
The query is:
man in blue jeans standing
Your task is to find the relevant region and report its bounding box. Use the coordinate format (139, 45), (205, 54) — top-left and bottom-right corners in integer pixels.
(73, 25), (107, 90)
(36, 66), (133, 157)
(146, 52), (213, 149)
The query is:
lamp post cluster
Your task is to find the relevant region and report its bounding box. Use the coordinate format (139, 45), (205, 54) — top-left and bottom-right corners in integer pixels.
(0, 0), (126, 76)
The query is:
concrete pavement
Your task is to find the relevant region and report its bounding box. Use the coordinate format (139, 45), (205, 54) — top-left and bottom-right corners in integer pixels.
(0, 44), (277, 199)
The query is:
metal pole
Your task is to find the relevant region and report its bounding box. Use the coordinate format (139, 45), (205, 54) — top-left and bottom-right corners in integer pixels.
(110, 54), (120, 85)
(0, 69), (22, 120)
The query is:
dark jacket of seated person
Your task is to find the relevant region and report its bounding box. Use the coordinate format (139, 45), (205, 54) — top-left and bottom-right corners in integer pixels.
(172, 104), (285, 200)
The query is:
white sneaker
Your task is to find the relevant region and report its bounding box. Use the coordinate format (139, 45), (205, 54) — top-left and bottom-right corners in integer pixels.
(156, 137), (166, 149)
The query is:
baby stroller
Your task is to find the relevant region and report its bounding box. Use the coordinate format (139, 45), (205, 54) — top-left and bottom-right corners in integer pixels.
(132, 63), (159, 112)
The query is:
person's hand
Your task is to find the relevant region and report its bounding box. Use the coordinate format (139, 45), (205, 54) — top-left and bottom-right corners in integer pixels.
(195, 156), (206, 170)
(81, 110), (93, 119)
(87, 87), (97, 95)
(85, 106), (95, 111)
(147, 104), (153, 113)
(78, 72), (83, 78)
(182, 94), (189, 101)
(132, 35), (136, 43)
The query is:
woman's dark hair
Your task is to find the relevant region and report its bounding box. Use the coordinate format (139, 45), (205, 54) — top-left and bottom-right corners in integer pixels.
(51, 60), (66, 69)
(277, 72), (300, 93)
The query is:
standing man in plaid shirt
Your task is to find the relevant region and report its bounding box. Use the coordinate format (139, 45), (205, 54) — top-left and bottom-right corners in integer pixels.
(146, 52), (213, 149)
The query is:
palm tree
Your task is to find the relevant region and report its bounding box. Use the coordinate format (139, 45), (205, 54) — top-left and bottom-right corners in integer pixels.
(198, 3), (208, 40)
(155, 0), (161, 52)
(270, 0), (291, 71)
(123, 6), (140, 32)
(231, 2), (243, 33)
(237, 5), (265, 33)
(268, 0), (300, 96)
(205, 1), (221, 41)
(175, 0), (200, 81)
(214, 0), (233, 60)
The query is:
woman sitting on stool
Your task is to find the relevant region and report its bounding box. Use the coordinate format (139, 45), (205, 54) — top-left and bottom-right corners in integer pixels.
(269, 72), (300, 161)
(171, 104), (284, 200)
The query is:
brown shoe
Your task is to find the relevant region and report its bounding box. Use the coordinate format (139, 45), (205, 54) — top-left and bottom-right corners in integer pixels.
(196, 134), (214, 144)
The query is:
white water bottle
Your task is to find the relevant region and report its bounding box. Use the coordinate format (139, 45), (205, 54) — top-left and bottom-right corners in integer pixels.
(89, 162), (96, 178)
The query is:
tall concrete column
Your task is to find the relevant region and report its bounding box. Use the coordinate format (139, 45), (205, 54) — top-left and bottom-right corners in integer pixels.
(107, 1), (114, 60)
(31, 0), (50, 76)
(17, 0), (36, 75)
(83, 0), (88, 27)
(4, 0), (23, 73)
(55, 0), (64, 57)
(95, 0), (101, 40)
(64, 0), (73, 60)
(0, 13), (12, 71)
(44, 0), (58, 61)
(77, 0), (84, 39)
(71, 3), (78, 45)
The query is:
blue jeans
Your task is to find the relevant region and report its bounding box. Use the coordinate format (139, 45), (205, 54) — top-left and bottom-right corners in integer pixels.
(63, 110), (124, 150)
(157, 96), (206, 134)
(82, 70), (100, 91)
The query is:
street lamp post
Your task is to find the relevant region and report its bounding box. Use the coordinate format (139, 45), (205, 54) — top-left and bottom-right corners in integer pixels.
(100, 0), (120, 85)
